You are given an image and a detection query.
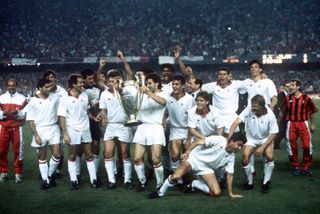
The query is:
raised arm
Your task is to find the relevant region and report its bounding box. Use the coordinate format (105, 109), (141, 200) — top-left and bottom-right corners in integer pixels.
(117, 50), (133, 80)
(174, 46), (192, 77)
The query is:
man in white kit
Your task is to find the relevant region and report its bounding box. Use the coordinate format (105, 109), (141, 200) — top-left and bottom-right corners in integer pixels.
(99, 69), (134, 190)
(27, 78), (61, 189)
(148, 132), (247, 199)
(228, 95), (278, 193)
(133, 73), (168, 191)
(58, 74), (99, 190)
(202, 67), (244, 135)
(240, 59), (278, 178)
(166, 75), (194, 181)
(43, 69), (67, 178)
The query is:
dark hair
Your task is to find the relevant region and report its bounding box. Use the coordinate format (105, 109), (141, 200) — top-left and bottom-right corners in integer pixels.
(290, 79), (302, 91)
(172, 75), (186, 85)
(251, 94), (266, 107)
(135, 67), (153, 76)
(229, 132), (247, 144)
(160, 63), (174, 73)
(43, 69), (57, 79)
(196, 91), (211, 102)
(81, 68), (95, 79)
(107, 69), (123, 79)
(146, 73), (162, 89)
(6, 77), (18, 86)
(37, 78), (52, 89)
(218, 67), (231, 75)
(249, 59), (263, 69)
(68, 74), (82, 89)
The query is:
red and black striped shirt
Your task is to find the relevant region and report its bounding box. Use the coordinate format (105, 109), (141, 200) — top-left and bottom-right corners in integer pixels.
(283, 93), (318, 121)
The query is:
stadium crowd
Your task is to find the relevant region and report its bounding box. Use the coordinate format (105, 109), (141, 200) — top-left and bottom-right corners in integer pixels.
(1, 0), (319, 58)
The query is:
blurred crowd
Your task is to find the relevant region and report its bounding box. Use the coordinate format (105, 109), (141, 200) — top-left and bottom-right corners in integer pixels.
(0, 68), (319, 96)
(1, 0), (319, 59)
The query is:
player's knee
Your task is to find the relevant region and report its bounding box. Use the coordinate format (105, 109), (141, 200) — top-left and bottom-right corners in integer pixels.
(209, 189), (221, 197)
(104, 151), (114, 159)
(134, 159), (143, 165)
(68, 154), (76, 161)
(52, 154), (60, 160)
(121, 153), (130, 160)
(242, 156), (250, 166)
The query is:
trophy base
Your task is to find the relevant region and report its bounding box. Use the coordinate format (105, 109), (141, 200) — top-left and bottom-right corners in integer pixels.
(124, 120), (142, 127)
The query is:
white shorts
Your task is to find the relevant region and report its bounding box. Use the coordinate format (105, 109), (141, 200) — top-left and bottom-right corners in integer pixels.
(31, 124), (61, 148)
(103, 123), (134, 143)
(66, 127), (92, 145)
(169, 127), (188, 141)
(245, 136), (268, 148)
(133, 123), (165, 146)
(187, 154), (214, 176)
(221, 112), (238, 134)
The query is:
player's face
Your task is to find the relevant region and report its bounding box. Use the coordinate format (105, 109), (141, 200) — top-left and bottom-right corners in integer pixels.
(283, 83), (291, 93)
(100, 73), (106, 84)
(195, 96), (209, 110)
(289, 81), (300, 94)
(47, 74), (57, 84)
(161, 68), (173, 84)
(250, 63), (262, 77)
(83, 74), (95, 87)
(187, 78), (199, 93)
(226, 140), (244, 153)
(73, 78), (84, 93)
(218, 70), (229, 84)
(107, 76), (122, 89)
(251, 102), (264, 116)
(39, 83), (52, 97)
(7, 80), (17, 95)
(146, 79), (157, 93)
(172, 80), (184, 95)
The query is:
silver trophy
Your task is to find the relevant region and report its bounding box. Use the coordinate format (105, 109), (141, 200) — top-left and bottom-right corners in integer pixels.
(114, 76), (144, 127)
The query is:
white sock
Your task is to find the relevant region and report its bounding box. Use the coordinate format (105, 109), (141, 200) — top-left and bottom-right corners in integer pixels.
(48, 156), (60, 177)
(250, 155), (255, 173)
(171, 160), (183, 184)
(86, 159), (97, 183)
(263, 161), (274, 184)
(113, 158), (117, 175)
(68, 160), (77, 182)
(243, 164), (253, 185)
(76, 156), (81, 176)
(158, 176), (175, 196)
(39, 159), (49, 182)
(154, 163), (164, 188)
(134, 162), (146, 184)
(123, 159), (132, 183)
(171, 160), (180, 171)
(105, 158), (116, 183)
(192, 179), (209, 194)
(93, 154), (100, 173)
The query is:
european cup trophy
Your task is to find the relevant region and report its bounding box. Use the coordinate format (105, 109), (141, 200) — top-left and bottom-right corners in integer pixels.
(114, 75), (144, 127)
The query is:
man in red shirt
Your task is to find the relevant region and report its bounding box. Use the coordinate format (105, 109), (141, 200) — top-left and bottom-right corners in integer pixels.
(0, 78), (27, 183)
(283, 79), (318, 176)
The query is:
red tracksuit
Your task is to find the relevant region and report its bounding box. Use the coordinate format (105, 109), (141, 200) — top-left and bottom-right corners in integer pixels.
(283, 93), (318, 170)
(0, 91), (26, 174)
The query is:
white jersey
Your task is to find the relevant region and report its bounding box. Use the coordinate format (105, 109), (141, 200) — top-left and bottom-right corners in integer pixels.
(26, 93), (59, 127)
(188, 135), (235, 174)
(241, 78), (277, 105)
(55, 85), (68, 99)
(167, 93), (194, 128)
(85, 86), (101, 114)
(162, 82), (173, 96)
(238, 106), (278, 140)
(99, 90), (128, 123)
(57, 92), (90, 131)
(188, 105), (224, 136)
(202, 80), (244, 114)
(137, 90), (168, 124)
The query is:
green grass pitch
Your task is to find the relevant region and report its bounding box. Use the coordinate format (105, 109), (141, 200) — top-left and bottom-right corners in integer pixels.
(0, 101), (319, 213)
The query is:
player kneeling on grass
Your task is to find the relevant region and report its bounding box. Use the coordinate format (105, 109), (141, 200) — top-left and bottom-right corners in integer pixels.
(58, 74), (99, 191)
(27, 79), (61, 190)
(148, 132), (247, 199)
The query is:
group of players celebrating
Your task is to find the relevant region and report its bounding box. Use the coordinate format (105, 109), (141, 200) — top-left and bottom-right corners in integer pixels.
(0, 48), (317, 200)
